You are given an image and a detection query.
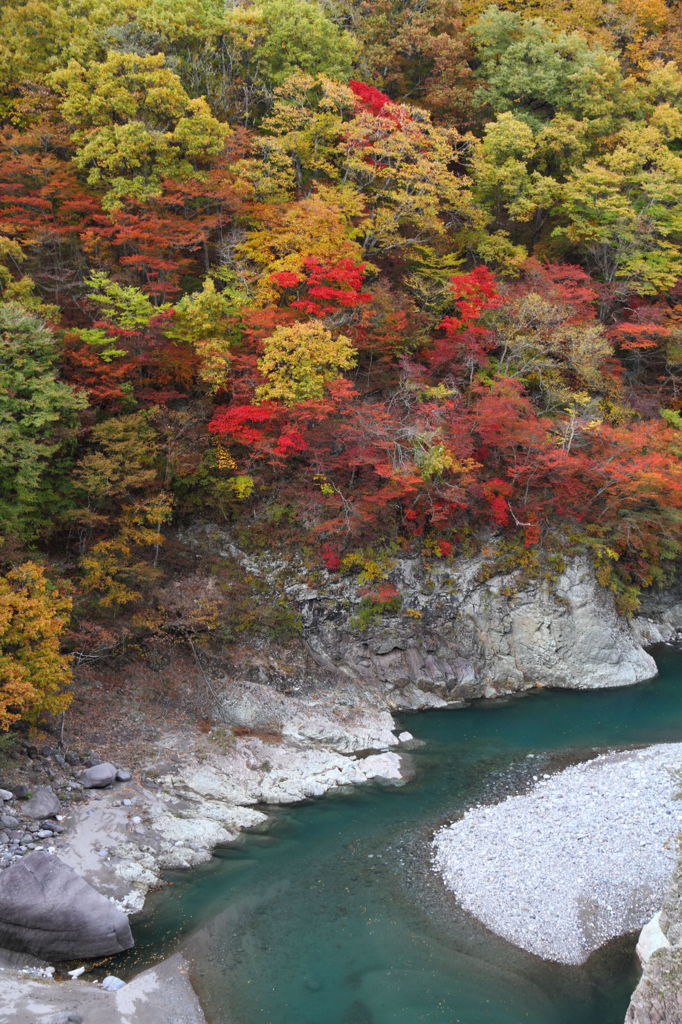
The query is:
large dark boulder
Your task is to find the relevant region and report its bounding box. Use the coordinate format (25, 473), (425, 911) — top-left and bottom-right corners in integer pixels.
(0, 852), (134, 959)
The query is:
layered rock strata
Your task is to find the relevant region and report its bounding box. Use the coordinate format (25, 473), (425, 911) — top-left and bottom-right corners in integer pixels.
(197, 527), (658, 700)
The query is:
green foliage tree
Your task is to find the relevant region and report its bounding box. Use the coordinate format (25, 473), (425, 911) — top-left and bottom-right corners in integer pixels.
(471, 6), (630, 133)
(168, 278), (244, 391)
(225, 0), (356, 93)
(0, 0), (135, 106)
(0, 303), (86, 542)
(554, 118), (682, 292)
(122, 0), (356, 123)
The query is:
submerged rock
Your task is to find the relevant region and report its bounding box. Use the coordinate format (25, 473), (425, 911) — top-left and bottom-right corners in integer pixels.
(343, 1000), (375, 1023)
(0, 851), (133, 959)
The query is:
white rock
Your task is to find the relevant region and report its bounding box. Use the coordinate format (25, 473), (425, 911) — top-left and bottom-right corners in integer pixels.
(101, 975), (126, 991)
(357, 752), (402, 781)
(636, 911), (671, 964)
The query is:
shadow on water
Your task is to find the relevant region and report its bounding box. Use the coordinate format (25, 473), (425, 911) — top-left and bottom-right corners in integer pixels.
(343, 1001), (375, 1024)
(108, 646), (682, 1024)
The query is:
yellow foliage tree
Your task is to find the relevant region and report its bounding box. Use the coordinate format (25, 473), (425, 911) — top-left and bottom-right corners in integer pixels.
(80, 493), (175, 609)
(238, 72), (520, 272)
(236, 187), (367, 305)
(51, 51), (227, 209)
(256, 321), (356, 404)
(0, 562), (72, 731)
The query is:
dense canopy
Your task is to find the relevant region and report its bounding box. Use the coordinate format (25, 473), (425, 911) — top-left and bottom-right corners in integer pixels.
(3, 0), (682, 723)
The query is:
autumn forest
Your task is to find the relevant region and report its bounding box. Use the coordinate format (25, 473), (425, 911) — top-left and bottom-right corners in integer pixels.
(2, 0), (682, 727)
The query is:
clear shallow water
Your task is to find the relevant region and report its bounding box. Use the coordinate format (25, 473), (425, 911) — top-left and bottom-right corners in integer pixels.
(112, 648), (682, 1024)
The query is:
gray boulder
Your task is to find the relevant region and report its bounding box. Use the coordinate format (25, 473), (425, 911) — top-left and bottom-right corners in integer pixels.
(0, 851), (134, 959)
(22, 786), (60, 819)
(115, 769), (132, 782)
(0, 789), (13, 801)
(81, 762), (117, 789)
(40, 820), (64, 834)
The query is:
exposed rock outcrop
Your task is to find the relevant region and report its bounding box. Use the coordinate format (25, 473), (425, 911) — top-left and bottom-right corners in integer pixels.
(300, 554), (656, 697)
(0, 951), (205, 1024)
(216, 679), (400, 752)
(634, 578), (682, 647)
(197, 525), (657, 699)
(626, 866), (682, 1024)
(0, 851), (133, 959)
(56, 712), (407, 915)
(433, 744), (682, 964)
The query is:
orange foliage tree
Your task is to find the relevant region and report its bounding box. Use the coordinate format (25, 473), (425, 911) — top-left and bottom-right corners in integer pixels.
(0, 563), (72, 730)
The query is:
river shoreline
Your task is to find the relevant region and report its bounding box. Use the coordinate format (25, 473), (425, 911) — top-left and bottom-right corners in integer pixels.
(0, 690), (420, 1023)
(0, 546), (680, 1022)
(2, 674), (680, 1023)
(0, 687), (677, 1024)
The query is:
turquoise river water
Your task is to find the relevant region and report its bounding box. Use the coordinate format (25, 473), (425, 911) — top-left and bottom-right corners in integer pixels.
(112, 647), (682, 1024)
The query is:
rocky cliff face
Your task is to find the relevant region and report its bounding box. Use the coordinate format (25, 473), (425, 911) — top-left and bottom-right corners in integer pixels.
(299, 554), (657, 700)
(200, 527), (657, 704)
(634, 577), (682, 647)
(626, 866), (682, 1024)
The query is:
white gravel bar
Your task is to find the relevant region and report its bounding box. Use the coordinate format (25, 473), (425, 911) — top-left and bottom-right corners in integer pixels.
(433, 743), (682, 964)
